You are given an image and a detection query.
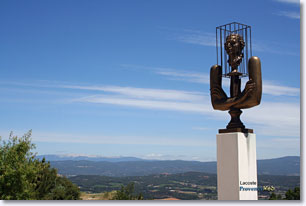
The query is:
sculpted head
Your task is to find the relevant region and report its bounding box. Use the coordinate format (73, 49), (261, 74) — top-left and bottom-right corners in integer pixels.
(225, 33), (245, 70)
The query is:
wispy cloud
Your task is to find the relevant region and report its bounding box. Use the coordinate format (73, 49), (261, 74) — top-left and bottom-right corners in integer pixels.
(273, 0), (300, 20)
(120, 64), (211, 84)
(0, 80), (299, 138)
(78, 95), (212, 114)
(175, 30), (215, 47)
(77, 94), (299, 137)
(252, 41), (299, 56)
(61, 85), (207, 102)
(274, 0), (300, 5)
(243, 102), (300, 137)
(0, 130), (215, 147)
(170, 28), (299, 56)
(274, 11), (300, 19)
(263, 81), (300, 96)
(155, 69), (210, 84)
(62, 84), (299, 138)
(143, 153), (207, 161)
(151, 67), (300, 96)
(121, 64), (299, 97)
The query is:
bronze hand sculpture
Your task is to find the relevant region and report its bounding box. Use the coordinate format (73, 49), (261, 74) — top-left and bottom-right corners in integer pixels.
(210, 33), (262, 133)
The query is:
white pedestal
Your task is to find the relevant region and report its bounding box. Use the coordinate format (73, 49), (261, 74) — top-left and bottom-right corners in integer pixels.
(217, 132), (258, 200)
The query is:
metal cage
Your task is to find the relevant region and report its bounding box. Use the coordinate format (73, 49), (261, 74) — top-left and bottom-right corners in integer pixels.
(216, 22), (252, 78)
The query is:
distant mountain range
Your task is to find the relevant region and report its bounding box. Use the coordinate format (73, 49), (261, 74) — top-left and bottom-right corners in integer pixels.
(38, 154), (144, 162)
(40, 155), (300, 177)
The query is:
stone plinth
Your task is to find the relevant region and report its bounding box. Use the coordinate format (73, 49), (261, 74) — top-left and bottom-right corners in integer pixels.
(217, 132), (258, 200)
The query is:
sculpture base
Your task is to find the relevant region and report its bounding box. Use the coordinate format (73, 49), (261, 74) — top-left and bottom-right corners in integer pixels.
(217, 132), (258, 200)
(219, 128), (253, 134)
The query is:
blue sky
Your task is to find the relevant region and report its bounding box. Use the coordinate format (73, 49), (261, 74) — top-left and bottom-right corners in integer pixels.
(0, 0), (300, 161)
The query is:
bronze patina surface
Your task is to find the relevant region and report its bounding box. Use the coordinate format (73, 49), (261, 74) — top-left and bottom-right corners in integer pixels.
(210, 32), (262, 133)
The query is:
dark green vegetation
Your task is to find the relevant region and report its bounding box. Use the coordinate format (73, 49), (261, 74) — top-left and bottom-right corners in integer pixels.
(269, 187), (300, 200)
(284, 187), (300, 200)
(269, 192), (283, 200)
(69, 172), (300, 200)
(258, 175), (300, 200)
(0, 131), (80, 200)
(50, 156), (300, 177)
(111, 182), (144, 200)
(70, 172), (217, 200)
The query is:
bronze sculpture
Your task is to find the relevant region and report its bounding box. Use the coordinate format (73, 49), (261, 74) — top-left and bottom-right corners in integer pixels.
(210, 24), (262, 133)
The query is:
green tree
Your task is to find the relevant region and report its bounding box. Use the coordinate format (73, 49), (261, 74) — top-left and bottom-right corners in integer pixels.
(269, 187), (300, 200)
(269, 192), (282, 200)
(43, 176), (81, 200)
(112, 182), (143, 200)
(0, 131), (80, 200)
(284, 187), (300, 200)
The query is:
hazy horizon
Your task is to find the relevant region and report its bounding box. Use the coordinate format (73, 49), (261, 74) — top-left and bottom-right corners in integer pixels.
(35, 153), (300, 162)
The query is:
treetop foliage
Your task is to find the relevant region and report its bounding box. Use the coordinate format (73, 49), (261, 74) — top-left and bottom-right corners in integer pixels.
(269, 187), (300, 200)
(112, 182), (143, 200)
(0, 130), (80, 200)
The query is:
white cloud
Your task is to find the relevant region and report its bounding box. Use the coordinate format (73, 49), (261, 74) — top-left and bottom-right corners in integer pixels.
(61, 85), (207, 102)
(15, 80), (295, 138)
(120, 64), (211, 84)
(242, 102), (300, 137)
(154, 67), (299, 96)
(155, 70), (210, 84)
(57, 153), (101, 158)
(172, 28), (299, 56)
(143, 153), (207, 161)
(175, 30), (215, 47)
(0, 130), (214, 147)
(0, 80), (299, 138)
(120, 64), (300, 97)
(252, 41), (299, 56)
(263, 82), (300, 96)
(73, 88), (299, 138)
(2, 72), (299, 97)
(78, 95), (212, 114)
(274, 11), (300, 19)
(274, 0), (300, 5)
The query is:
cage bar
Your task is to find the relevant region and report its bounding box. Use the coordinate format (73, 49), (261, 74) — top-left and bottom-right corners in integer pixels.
(216, 22), (252, 78)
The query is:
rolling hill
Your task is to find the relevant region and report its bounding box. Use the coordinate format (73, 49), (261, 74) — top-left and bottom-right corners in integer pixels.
(43, 155), (300, 177)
